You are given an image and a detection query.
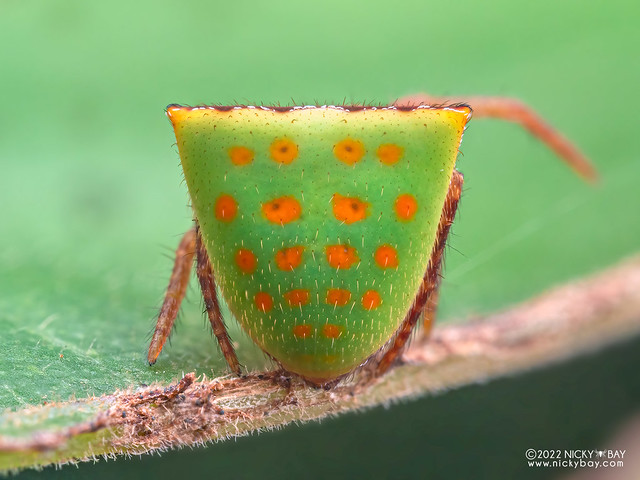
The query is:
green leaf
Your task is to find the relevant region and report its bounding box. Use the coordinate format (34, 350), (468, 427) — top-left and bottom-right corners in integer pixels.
(1, 0), (638, 475)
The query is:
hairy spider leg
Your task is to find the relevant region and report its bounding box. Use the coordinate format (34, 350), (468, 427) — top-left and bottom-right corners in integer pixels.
(148, 226), (242, 375)
(148, 228), (197, 365)
(375, 170), (463, 376)
(195, 224), (242, 376)
(395, 94), (597, 182)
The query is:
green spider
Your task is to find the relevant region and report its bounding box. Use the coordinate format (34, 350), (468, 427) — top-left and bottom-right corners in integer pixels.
(148, 94), (596, 387)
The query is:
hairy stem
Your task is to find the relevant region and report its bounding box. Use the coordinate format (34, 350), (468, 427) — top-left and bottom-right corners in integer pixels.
(2, 255), (640, 472)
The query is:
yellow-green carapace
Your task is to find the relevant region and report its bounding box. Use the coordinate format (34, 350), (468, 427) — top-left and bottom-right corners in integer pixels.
(167, 104), (471, 383)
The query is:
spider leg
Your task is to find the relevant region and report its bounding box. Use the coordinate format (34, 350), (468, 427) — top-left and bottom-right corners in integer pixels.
(375, 170), (463, 376)
(195, 223), (242, 376)
(148, 228), (197, 365)
(395, 94), (597, 182)
(421, 285), (439, 338)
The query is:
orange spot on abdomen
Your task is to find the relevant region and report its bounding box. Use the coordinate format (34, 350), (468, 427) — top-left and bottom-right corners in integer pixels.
(235, 248), (257, 274)
(325, 245), (359, 269)
(254, 292), (273, 312)
(262, 196), (302, 224)
(333, 138), (365, 165)
(332, 193), (369, 224)
(362, 290), (382, 310)
(374, 244), (399, 269)
(322, 324), (344, 339)
(214, 194), (238, 222)
(292, 324), (312, 339)
(229, 146), (254, 166)
(394, 194), (418, 221)
(270, 138), (299, 164)
(377, 144), (404, 165)
(325, 288), (352, 306)
(284, 289), (310, 307)
(275, 246), (304, 270)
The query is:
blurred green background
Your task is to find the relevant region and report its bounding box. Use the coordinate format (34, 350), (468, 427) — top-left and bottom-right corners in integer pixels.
(1, 0), (638, 477)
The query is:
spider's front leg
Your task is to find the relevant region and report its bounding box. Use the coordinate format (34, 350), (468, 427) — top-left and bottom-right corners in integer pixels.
(395, 94), (597, 182)
(375, 170), (464, 376)
(372, 91), (599, 376)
